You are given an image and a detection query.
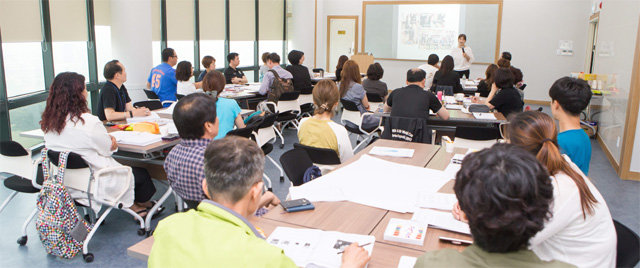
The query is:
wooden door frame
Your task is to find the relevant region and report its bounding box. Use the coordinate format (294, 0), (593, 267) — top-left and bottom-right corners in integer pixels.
(618, 16), (640, 180)
(326, 15), (359, 71)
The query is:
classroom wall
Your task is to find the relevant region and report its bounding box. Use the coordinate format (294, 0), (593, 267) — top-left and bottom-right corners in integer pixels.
(302, 0), (591, 100)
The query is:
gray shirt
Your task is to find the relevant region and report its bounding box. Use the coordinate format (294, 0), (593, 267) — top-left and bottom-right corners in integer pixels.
(259, 65), (293, 95)
(362, 79), (388, 98)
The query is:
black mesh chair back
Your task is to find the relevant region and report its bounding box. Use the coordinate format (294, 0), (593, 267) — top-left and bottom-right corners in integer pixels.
(615, 220), (640, 267)
(176, 94), (185, 100)
(279, 148), (314, 186)
(366, 93), (384, 103)
(340, 99), (360, 112)
(47, 150), (90, 169)
(134, 100), (164, 111)
(226, 127), (254, 139)
(293, 143), (340, 165)
(0, 141), (29, 157)
(468, 104), (491, 113)
(143, 89), (160, 100)
(300, 87), (313, 95)
(435, 85), (454, 96)
(279, 91), (300, 101)
(258, 113), (278, 129)
(455, 126), (501, 141)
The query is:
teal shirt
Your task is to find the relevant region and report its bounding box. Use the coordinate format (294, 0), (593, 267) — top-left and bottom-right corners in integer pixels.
(557, 129), (591, 175)
(215, 97), (242, 140)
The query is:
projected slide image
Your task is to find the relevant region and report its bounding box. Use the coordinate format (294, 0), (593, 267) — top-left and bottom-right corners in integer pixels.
(397, 4), (461, 60)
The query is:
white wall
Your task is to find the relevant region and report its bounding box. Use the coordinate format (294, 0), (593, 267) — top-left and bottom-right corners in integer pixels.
(297, 0), (591, 99)
(110, 0), (153, 90)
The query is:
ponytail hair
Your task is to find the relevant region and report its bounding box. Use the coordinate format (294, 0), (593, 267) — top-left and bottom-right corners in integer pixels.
(507, 111), (597, 218)
(313, 79), (340, 115)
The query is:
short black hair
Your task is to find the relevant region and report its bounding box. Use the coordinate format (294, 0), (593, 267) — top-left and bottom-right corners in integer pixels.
(162, 48), (175, 62)
(227, 52), (239, 63)
(494, 68), (515, 89)
(455, 143), (553, 253)
(172, 93), (217, 139)
(549, 77), (593, 116)
(366, 62), (384, 80)
(510, 67), (523, 83)
(407, 68), (426, 83)
(175, 61), (193, 81)
(204, 136), (264, 203)
(502, 51), (512, 61)
(458, 34), (467, 41)
(287, 50), (304, 65)
(427, 54), (439, 65)
(103, 60), (122, 80)
(267, 53), (281, 63)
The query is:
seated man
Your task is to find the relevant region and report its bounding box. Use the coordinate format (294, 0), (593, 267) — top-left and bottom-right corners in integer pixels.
(224, 52), (248, 84)
(384, 68), (449, 120)
(258, 53), (293, 95)
(149, 136), (371, 267)
(549, 77), (592, 175)
(416, 144), (572, 267)
(147, 48), (178, 107)
(163, 93), (278, 209)
(98, 60), (150, 121)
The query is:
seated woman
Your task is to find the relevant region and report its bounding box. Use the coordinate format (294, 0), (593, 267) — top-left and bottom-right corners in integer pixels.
(430, 55), (463, 94)
(285, 50), (313, 92)
(176, 61), (203, 96)
(362, 62), (388, 100)
(41, 72), (160, 218)
(471, 68), (523, 118)
(335, 55), (349, 82)
(202, 70), (245, 139)
(298, 80), (354, 163)
(476, 64), (497, 97)
(506, 111), (616, 268)
(339, 60), (381, 132)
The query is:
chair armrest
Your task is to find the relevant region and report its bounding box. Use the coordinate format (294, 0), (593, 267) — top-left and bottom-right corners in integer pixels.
(31, 158), (43, 189)
(264, 101), (278, 113)
(358, 111), (380, 135)
(161, 100), (176, 106)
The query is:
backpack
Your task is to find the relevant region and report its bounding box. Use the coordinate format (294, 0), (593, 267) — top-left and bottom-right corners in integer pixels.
(267, 69), (293, 103)
(36, 148), (92, 259)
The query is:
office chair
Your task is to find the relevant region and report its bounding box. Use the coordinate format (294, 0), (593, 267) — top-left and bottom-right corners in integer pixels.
(293, 143), (341, 165)
(279, 148), (315, 187)
(614, 219), (640, 267)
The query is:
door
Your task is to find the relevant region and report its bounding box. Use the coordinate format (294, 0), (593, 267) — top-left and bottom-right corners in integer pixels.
(327, 16), (358, 73)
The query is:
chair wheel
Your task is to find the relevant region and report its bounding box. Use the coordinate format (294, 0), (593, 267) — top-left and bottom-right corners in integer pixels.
(83, 253), (94, 263)
(268, 188), (273, 192)
(137, 228), (145, 236)
(280, 176), (284, 183)
(146, 229), (154, 237)
(17, 236), (27, 246)
(279, 144), (284, 149)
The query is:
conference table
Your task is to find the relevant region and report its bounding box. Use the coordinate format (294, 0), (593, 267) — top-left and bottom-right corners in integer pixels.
(126, 139), (474, 266)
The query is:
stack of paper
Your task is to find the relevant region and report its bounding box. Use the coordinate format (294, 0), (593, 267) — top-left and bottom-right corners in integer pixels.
(289, 155), (450, 213)
(267, 227), (375, 268)
(411, 208), (470, 234)
(369, 147), (414, 158)
(472, 113), (497, 120)
(126, 112), (161, 123)
(110, 131), (161, 146)
(398, 256), (418, 268)
(416, 193), (458, 211)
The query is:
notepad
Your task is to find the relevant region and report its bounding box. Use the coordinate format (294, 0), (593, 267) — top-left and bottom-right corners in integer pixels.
(416, 193), (458, 211)
(369, 147), (415, 158)
(412, 208), (471, 235)
(383, 218), (427, 246)
(472, 112), (497, 120)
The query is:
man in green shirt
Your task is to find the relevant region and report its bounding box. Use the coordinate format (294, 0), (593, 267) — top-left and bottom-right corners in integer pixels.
(149, 136), (370, 267)
(416, 144), (574, 268)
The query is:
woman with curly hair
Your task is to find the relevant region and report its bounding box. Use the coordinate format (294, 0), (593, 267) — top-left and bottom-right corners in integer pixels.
(41, 72), (161, 218)
(416, 144), (571, 267)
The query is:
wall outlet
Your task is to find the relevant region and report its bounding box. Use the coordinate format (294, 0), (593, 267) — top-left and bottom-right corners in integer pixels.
(616, 136), (621, 148)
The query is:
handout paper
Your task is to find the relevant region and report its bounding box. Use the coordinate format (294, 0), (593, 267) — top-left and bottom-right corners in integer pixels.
(369, 147), (415, 158)
(472, 113), (497, 120)
(267, 227), (375, 268)
(416, 193), (458, 211)
(110, 131), (161, 146)
(411, 208), (470, 235)
(398, 256), (418, 268)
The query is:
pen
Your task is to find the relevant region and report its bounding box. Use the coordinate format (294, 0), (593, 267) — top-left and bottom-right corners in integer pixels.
(337, 242), (372, 254)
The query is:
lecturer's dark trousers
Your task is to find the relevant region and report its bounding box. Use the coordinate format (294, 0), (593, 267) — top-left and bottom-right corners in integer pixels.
(455, 70), (470, 79)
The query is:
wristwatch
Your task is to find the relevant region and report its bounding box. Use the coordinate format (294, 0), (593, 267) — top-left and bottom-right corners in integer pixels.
(129, 111), (133, 118)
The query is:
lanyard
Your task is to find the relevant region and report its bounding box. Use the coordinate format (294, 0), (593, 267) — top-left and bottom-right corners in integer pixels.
(109, 82), (126, 109)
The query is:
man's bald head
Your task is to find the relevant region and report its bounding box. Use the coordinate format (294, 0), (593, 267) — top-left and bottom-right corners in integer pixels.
(406, 68), (427, 88)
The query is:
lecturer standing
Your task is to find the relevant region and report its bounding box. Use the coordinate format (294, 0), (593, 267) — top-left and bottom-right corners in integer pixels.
(451, 34), (474, 79)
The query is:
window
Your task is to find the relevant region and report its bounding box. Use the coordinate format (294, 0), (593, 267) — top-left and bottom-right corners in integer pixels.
(9, 102), (46, 148)
(199, 0), (226, 70)
(50, 0), (89, 79)
(94, 0), (113, 82)
(0, 0), (46, 97)
(167, 0), (195, 66)
(230, 0), (256, 67)
(259, 0), (284, 63)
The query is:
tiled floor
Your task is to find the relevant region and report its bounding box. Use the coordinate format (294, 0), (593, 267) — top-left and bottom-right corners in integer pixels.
(1, 106), (638, 267)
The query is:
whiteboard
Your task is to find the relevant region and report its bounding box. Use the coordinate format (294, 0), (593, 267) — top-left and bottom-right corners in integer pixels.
(363, 2), (501, 63)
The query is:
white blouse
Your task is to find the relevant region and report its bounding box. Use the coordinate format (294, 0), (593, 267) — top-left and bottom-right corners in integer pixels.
(450, 46), (474, 71)
(529, 155), (616, 268)
(44, 113), (135, 209)
(177, 80), (202, 95)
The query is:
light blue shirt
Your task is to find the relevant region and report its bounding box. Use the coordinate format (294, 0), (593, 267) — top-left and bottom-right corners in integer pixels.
(259, 65), (293, 95)
(557, 129), (591, 175)
(147, 63), (178, 107)
(215, 97), (241, 140)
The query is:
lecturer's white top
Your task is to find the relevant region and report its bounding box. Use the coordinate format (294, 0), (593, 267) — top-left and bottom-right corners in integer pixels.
(44, 113), (135, 209)
(529, 155), (616, 268)
(418, 63), (438, 90)
(450, 46), (474, 71)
